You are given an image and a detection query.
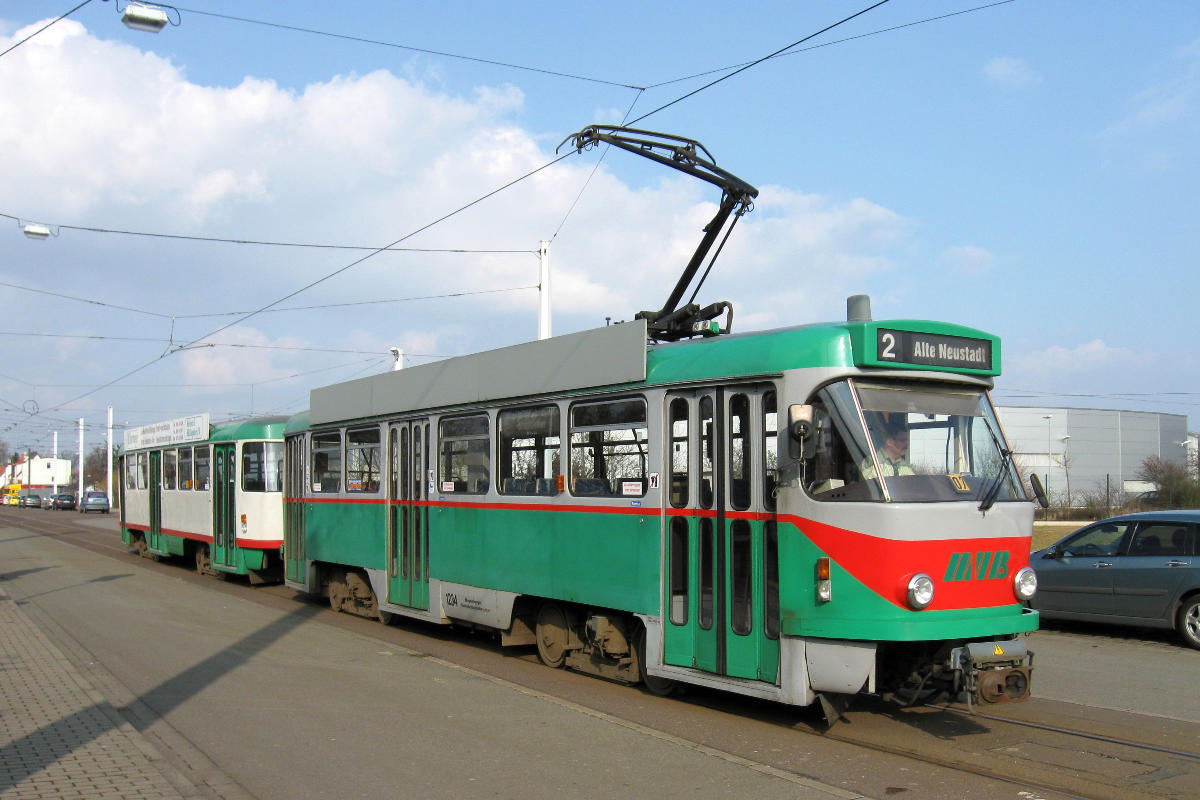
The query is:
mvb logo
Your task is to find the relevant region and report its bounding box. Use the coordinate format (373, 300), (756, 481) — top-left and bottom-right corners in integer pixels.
(944, 551), (1010, 581)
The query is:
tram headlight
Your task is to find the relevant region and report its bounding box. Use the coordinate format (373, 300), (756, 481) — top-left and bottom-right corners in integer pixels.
(1014, 566), (1037, 601)
(906, 573), (935, 610)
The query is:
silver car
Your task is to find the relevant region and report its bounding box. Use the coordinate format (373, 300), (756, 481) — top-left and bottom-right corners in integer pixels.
(1031, 510), (1200, 649)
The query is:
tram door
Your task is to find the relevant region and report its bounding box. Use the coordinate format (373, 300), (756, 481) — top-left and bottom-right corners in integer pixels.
(386, 420), (429, 610)
(662, 387), (780, 683)
(148, 451), (163, 552)
(283, 436), (306, 584)
(212, 443), (238, 570)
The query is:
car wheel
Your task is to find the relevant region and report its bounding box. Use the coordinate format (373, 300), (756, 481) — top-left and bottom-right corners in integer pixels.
(1178, 596), (1200, 650)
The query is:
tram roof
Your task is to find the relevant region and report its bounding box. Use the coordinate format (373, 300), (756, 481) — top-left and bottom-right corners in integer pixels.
(308, 317), (998, 426)
(208, 416), (290, 443)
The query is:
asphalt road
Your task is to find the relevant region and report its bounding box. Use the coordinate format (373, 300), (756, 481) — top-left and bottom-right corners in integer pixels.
(4, 509), (1198, 799)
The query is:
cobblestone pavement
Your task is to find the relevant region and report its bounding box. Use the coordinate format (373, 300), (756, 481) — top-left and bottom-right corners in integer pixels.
(0, 585), (192, 799)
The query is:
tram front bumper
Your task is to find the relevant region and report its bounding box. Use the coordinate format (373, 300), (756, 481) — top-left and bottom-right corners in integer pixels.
(950, 639), (1032, 705)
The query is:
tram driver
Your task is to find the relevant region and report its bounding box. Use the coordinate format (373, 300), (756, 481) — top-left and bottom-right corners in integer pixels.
(860, 420), (913, 480)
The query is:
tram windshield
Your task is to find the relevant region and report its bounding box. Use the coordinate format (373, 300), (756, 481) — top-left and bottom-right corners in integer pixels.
(799, 379), (1024, 504)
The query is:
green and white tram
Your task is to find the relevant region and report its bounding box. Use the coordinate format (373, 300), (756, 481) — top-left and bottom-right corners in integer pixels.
(283, 302), (1038, 710)
(121, 414), (287, 582)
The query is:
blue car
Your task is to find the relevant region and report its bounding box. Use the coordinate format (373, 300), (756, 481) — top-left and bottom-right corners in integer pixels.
(1031, 510), (1200, 649)
(78, 491), (110, 514)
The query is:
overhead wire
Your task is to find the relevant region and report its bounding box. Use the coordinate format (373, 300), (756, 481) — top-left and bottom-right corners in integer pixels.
(643, 1), (1017, 89)
(173, 5), (644, 90)
(0, 0), (95, 60)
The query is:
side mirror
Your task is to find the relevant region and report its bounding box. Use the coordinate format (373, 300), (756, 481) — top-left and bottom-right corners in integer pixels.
(1028, 472), (1049, 509)
(788, 404), (815, 459)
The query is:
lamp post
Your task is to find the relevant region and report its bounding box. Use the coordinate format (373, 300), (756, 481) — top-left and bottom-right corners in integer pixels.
(1042, 414), (1053, 508)
(1060, 435), (1071, 508)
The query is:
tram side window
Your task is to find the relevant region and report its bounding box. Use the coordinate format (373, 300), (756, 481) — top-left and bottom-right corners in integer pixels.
(163, 449), (177, 490)
(729, 394), (751, 511)
(125, 456), (138, 491)
(194, 445), (211, 491)
(763, 391), (778, 512)
(312, 432), (342, 493)
(669, 398), (688, 508)
(569, 397), (648, 497)
(499, 405), (560, 496)
(345, 427), (381, 493)
(179, 447), (193, 490)
(242, 442), (283, 492)
(136, 452), (148, 490)
(439, 414), (490, 495)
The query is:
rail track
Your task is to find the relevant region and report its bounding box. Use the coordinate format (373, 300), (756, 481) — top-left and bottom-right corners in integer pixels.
(6, 507), (1198, 800)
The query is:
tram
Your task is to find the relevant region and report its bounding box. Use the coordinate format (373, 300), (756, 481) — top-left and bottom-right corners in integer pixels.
(122, 126), (1040, 714)
(119, 414), (287, 582)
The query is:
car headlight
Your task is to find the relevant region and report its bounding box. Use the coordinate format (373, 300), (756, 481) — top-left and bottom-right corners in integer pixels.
(907, 573), (935, 610)
(1014, 566), (1037, 601)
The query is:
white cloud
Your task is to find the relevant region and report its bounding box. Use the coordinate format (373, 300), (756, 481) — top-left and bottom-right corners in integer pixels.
(1007, 340), (1148, 381)
(0, 18), (920, 425)
(939, 245), (995, 276)
(983, 56), (1042, 89)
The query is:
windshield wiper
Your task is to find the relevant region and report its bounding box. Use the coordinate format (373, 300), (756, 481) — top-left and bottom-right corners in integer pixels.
(977, 420), (1013, 512)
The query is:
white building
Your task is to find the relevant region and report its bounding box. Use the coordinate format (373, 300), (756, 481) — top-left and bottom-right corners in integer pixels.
(2, 456), (73, 490)
(996, 406), (1190, 504)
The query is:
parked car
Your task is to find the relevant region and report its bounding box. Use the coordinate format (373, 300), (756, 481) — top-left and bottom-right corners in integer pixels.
(1031, 510), (1200, 649)
(19, 494), (42, 508)
(40, 495), (56, 509)
(53, 493), (76, 510)
(78, 491), (110, 514)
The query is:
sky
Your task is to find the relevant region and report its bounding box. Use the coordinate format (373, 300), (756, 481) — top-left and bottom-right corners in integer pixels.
(1, 0), (1198, 457)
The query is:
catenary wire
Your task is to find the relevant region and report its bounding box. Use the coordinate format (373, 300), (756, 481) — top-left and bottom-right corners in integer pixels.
(643, 1), (1017, 89)
(627, 0), (892, 127)
(173, 5), (644, 90)
(0, 0), (95, 60)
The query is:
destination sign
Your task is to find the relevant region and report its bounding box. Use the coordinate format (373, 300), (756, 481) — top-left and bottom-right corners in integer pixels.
(124, 413), (210, 451)
(876, 329), (992, 371)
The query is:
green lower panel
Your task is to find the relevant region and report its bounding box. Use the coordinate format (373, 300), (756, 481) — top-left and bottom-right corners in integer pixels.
(432, 506), (660, 614)
(303, 503), (387, 570)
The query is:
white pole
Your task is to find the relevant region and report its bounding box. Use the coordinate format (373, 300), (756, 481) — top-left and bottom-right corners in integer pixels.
(538, 240), (551, 340)
(78, 418), (85, 497)
(52, 431), (58, 494)
(107, 406), (113, 503)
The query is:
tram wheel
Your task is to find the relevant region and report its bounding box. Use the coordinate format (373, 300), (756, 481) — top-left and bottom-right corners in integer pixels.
(634, 627), (676, 697)
(1178, 596), (1200, 650)
(535, 602), (569, 668)
(195, 545), (211, 576)
(328, 574), (348, 613)
(133, 535), (148, 558)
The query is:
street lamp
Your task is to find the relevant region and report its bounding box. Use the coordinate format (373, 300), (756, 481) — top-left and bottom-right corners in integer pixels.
(1042, 414), (1053, 505)
(119, 2), (176, 33)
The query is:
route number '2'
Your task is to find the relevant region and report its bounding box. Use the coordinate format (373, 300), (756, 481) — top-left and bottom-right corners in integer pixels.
(879, 331), (897, 361)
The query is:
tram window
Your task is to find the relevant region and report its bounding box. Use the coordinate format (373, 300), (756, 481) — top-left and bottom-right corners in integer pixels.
(312, 432), (342, 493)
(243, 442), (284, 493)
(763, 391), (778, 512)
(730, 520), (753, 636)
(699, 396), (714, 509)
(569, 397), (648, 497)
(439, 414), (490, 495)
(163, 450), (177, 490)
(345, 426), (381, 493)
(765, 521), (780, 639)
(194, 445), (211, 491)
(669, 517), (689, 625)
(729, 394), (751, 511)
(136, 452), (148, 490)
(699, 519), (714, 630)
(669, 398), (689, 508)
(243, 443), (266, 492)
(499, 406), (560, 496)
(179, 447), (193, 490)
(125, 455), (138, 491)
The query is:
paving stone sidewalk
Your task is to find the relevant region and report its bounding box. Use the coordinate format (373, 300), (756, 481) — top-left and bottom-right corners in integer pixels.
(0, 586), (191, 799)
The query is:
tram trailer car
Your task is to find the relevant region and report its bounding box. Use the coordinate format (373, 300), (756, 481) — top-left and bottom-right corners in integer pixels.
(283, 297), (1039, 712)
(120, 414), (287, 583)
